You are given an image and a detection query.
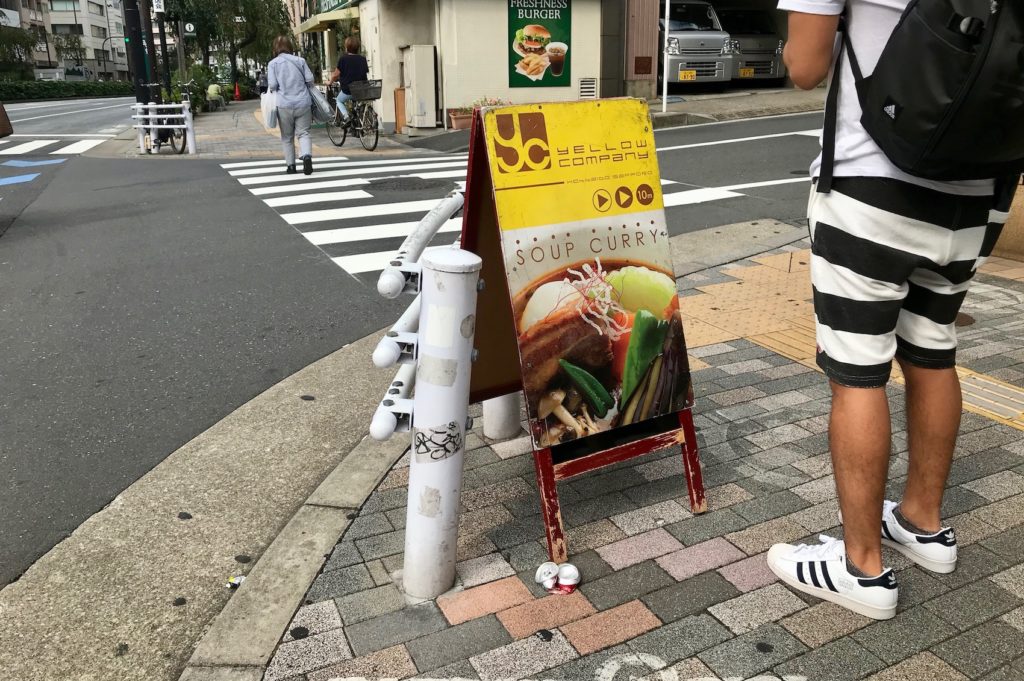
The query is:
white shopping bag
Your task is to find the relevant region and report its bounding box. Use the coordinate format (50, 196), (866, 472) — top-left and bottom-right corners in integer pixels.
(261, 91), (278, 129)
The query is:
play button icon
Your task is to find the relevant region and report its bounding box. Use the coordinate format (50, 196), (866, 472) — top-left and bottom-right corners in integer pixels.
(593, 189), (612, 212)
(615, 186), (634, 208)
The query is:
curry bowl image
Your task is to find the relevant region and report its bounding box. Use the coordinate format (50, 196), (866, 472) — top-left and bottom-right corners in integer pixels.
(513, 259), (691, 447)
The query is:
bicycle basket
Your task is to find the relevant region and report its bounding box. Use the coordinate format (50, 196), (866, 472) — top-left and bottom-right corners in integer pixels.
(349, 80), (382, 101)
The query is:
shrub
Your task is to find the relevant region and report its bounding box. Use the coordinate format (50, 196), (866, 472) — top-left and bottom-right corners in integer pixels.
(0, 79), (134, 100)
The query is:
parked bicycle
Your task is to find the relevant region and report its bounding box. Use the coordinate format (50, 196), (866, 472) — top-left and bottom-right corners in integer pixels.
(326, 80), (381, 152)
(140, 81), (190, 155)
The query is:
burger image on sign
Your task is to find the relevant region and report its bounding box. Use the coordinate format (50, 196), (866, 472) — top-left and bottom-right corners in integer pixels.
(513, 24), (551, 56)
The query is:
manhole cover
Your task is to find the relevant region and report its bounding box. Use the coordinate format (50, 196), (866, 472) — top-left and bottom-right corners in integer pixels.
(369, 177), (457, 192)
(955, 312), (975, 327)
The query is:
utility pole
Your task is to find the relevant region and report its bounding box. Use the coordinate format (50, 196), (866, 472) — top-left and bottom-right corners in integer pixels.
(137, 0), (159, 97)
(120, 0), (149, 103)
(176, 18), (186, 78)
(156, 12), (171, 94)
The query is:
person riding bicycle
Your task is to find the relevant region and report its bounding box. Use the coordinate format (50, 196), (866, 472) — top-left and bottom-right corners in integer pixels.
(328, 36), (368, 121)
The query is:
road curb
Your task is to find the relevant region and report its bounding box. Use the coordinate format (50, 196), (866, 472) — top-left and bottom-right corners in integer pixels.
(179, 431), (409, 680)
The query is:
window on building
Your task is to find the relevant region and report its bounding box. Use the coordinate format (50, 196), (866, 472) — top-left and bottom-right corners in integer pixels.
(49, 0), (78, 10)
(87, 0), (102, 16)
(90, 24), (105, 37)
(52, 22), (83, 34)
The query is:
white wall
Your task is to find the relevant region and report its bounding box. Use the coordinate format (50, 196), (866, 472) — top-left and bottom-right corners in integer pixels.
(439, 0), (601, 111)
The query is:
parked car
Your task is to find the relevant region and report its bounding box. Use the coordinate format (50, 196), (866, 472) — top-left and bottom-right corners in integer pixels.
(715, 7), (787, 83)
(659, 0), (735, 86)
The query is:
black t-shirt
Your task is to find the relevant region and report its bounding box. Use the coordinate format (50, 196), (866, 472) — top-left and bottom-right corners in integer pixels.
(336, 53), (369, 94)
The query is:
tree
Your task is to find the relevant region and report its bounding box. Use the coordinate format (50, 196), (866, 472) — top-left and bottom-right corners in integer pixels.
(53, 33), (87, 70)
(0, 25), (39, 80)
(217, 0), (290, 83)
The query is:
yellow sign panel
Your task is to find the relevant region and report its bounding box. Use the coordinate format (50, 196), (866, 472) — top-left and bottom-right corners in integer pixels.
(481, 99), (692, 449)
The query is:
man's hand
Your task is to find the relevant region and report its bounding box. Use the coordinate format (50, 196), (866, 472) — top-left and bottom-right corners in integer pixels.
(784, 12), (840, 89)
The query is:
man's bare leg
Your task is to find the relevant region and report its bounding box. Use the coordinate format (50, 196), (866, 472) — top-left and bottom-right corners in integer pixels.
(830, 382), (891, 576)
(895, 358), (961, 533)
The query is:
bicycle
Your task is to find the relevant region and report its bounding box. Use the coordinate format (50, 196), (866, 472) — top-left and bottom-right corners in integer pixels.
(140, 80), (189, 155)
(326, 80), (381, 152)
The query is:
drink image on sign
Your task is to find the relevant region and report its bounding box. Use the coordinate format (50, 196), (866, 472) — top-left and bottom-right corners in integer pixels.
(546, 42), (568, 77)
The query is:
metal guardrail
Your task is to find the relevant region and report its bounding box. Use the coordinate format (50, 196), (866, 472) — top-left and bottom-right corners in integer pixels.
(130, 101), (197, 154)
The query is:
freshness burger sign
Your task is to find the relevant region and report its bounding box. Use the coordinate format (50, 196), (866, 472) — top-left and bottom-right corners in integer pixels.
(508, 0), (571, 88)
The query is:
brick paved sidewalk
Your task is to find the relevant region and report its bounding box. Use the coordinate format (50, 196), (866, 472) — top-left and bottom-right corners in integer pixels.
(263, 239), (1024, 681)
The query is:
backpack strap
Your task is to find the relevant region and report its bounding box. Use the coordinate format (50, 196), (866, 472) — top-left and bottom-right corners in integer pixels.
(818, 14), (865, 194)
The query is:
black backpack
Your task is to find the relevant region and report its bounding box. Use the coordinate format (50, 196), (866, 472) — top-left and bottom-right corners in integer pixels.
(820, 0), (1024, 192)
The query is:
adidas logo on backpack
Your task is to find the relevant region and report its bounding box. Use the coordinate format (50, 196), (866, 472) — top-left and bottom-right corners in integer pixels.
(820, 0), (1024, 189)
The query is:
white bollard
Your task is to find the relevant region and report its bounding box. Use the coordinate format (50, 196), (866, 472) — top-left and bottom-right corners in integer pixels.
(483, 393), (523, 441)
(148, 102), (157, 153)
(403, 248), (482, 600)
(135, 105), (146, 154)
(183, 104), (197, 155)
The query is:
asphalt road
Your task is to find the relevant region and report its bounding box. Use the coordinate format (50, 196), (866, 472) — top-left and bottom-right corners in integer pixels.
(5, 96), (136, 136)
(0, 110), (823, 586)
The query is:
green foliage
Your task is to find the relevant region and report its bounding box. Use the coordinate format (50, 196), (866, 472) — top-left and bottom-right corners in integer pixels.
(170, 64), (216, 113)
(53, 34), (87, 66)
(0, 26), (38, 69)
(0, 80), (135, 100)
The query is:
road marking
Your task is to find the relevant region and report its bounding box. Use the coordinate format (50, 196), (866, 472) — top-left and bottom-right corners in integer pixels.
(718, 177), (811, 191)
(663, 187), (743, 206)
(2, 158), (67, 167)
(282, 198), (442, 226)
(228, 154), (469, 177)
(657, 129), (822, 153)
(250, 178), (372, 195)
(51, 139), (106, 154)
(237, 160), (468, 186)
(655, 109), (825, 133)
(221, 157), (349, 169)
(9, 102), (130, 123)
(305, 218), (462, 246)
(0, 140), (58, 155)
(333, 245), (451, 274)
(9, 133), (116, 138)
(263, 189), (372, 208)
(6, 97), (132, 112)
(0, 173), (41, 186)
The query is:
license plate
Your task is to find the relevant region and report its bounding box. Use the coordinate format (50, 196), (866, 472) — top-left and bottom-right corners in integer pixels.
(739, 67), (755, 78)
(678, 69), (697, 81)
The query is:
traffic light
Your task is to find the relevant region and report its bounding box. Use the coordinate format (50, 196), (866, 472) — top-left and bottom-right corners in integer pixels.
(124, 36), (130, 44)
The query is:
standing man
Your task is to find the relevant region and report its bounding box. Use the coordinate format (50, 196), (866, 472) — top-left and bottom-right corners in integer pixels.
(328, 36), (368, 121)
(766, 0), (1017, 620)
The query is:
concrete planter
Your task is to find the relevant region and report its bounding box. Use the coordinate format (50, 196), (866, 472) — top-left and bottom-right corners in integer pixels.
(449, 112), (473, 130)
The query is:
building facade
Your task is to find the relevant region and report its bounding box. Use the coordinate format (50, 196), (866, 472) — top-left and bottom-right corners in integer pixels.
(1, 0), (59, 76)
(48, 0), (129, 80)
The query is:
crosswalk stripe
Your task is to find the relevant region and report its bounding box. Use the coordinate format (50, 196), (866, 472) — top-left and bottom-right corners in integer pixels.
(282, 198), (442, 226)
(250, 177), (372, 196)
(238, 161), (468, 186)
(333, 245), (451, 274)
(221, 157), (349, 169)
(0, 140), (58, 155)
(51, 139), (105, 155)
(228, 154), (469, 177)
(663, 187), (742, 206)
(305, 218), (461, 246)
(263, 189), (372, 208)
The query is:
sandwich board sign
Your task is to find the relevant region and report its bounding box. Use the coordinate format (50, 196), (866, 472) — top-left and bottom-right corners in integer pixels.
(461, 98), (705, 562)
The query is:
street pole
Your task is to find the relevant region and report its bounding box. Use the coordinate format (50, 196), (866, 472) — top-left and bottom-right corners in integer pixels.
(156, 12), (171, 94)
(662, 0), (670, 113)
(104, 1), (113, 79)
(121, 0), (149, 103)
(176, 18), (186, 78)
(137, 0), (159, 96)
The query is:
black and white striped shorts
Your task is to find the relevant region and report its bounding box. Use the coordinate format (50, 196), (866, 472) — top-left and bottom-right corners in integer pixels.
(808, 176), (1017, 388)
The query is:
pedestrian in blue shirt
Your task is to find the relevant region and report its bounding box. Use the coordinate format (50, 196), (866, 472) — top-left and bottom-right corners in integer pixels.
(267, 35), (315, 175)
(328, 36), (369, 121)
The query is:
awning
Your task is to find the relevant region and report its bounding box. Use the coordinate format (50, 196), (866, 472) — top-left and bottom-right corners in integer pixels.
(297, 7), (358, 33)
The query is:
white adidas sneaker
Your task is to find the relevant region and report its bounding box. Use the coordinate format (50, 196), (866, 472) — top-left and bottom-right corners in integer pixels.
(767, 535), (898, 620)
(879, 499), (957, 573)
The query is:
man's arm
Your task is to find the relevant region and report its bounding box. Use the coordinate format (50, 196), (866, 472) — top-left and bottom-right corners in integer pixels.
(784, 12), (840, 89)
(328, 67), (341, 84)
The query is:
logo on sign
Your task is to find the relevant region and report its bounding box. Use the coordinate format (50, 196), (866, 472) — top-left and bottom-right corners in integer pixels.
(493, 112), (551, 173)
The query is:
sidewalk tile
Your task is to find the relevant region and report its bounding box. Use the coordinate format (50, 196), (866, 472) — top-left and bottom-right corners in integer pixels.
(717, 553), (778, 592)
(636, 455), (684, 482)
(564, 491), (638, 525)
(336, 583), (406, 625)
(864, 652), (968, 681)
(932, 620), (1024, 678)
(568, 549), (614, 582)
(356, 529), (405, 561)
(490, 435), (533, 460)
(456, 553), (516, 588)
(306, 644), (417, 681)
(284, 601), (342, 642)
(972, 493), (1024, 530)
(708, 583), (807, 633)
(664, 508), (749, 546)
(774, 636), (884, 681)
(726, 517), (808, 555)
(746, 424), (813, 449)
(468, 629), (578, 680)
(690, 342), (737, 357)
(639, 657), (717, 681)
(789, 499), (841, 533)
(708, 385), (766, 406)
(610, 500), (692, 535)
(488, 514), (545, 550)
(791, 474), (838, 504)
(561, 600), (661, 656)
(579, 559), (675, 611)
(542, 644), (641, 680)
(720, 359), (773, 375)
(345, 602), (449, 657)
(460, 504), (514, 536)
(627, 614), (732, 666)
(732, 490), (810, 524)
(754, 390), (813, 412)
(852, 606), (957, 664)
(893, 567), (949, 612)
(749, 445), (809, 471)
(945, 511), (1000, 546)
(462, 477), (533, 511)
(781, 601), (872, 647)
(345, 513), (394, 540)
(406, 615), (512, 673)
(564, 518), (628, 552)
(1001, 606), (1024, 633)
(410, 659), (479, 680)
(642, 571), (740, 623)
(704, 483), (754, 510)
(324, 542), (362, 572)
(949, 449), (1023, 485)
(656, 537), (745, 581)
(596, 528), (684, 570)
(438, 575), (534, 625)
(307, 564), (376, 602)
(366, 559), (392, 586)
(923, 579), (1022, 631)
(503, 541), (550, 572)
(458, 533), (498, 561)
(264, 629), (352, 681)
(981, 523), (1024, 558)
(933, 543), (1012, 589)
(698, 623), (807, 680)
(497, 590), (596, 639)
(990, 563), (1024, 599)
